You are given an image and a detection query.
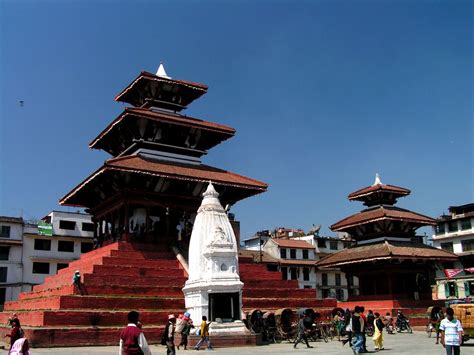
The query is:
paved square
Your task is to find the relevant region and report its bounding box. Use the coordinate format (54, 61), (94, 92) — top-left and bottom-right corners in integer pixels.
(25, 331), (473, 354)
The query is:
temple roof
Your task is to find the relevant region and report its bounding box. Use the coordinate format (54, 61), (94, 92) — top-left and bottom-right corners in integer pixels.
(330, 206), (436, 231)
(348, 184), (411, 201)
(115, 71), (208, 111)
(59, 154), (268, 208)
(316, 240), (457, 268)
(270, 239), (315, 249)
(89, 107), (235, 155)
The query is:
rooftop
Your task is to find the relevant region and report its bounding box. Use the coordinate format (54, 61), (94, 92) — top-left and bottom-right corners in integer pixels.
(269, 239), (315, 249)
(316, 240), (458, 268)
(0, 216), (23, 224)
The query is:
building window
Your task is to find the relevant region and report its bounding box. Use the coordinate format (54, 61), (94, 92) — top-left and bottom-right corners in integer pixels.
(81, 243), (93, 253)
(0, 226), (11, 239)
(322, 288), (330, 298)
(445, 282), (457, 298)
(322, 273), (328, 286)
(336, 289), (344, 301)
(0, 288), (5, 307)
(317, 239), (327, 248)
(290, 268), (298, 280)
(461, 239), (474, 252)
(304, 285), (311, 289)
(0, 267), (7, 282)
(59, 220), (76, 230)
(302, 249), (308, 259)
(448, 221), (458, 233)
(58, 241), (75, 253)
(0, 247), (9, 261)
(290, 249), (296, 259)
(347, 275), (354, 286)
(33, 262), (50, 274)
(440, 242), (454, 253)
(435, 223), (446, 235)
(34, 239), (51, 251)
(461, 219), (472, 231)
(267, 264), (278, 272)
(330, 241), (338, 250)
(335, 273), (341, 286)
(281, 267), (288, 280)
(57, 263), (68, 272)
(81, 222), (95, 232)
(280, 249), (287, 259)
(303, 268), (310, 281)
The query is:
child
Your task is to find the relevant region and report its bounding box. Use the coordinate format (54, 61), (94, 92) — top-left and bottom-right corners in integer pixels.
(194, 316), (213, 350)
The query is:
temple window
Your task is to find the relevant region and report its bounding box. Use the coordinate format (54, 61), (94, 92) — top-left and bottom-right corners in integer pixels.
(448, 220), (458, 232)
(58, 241), (75, 253)
(290, 249), (296, 259)
(322, 273), (328, 286)
(302, 249), (308, 259)
(303, 268), (310, 281)
(440, 242), (454, 252)
(34, 239), (51, 251)
(0, 226), (10, 238)
(461, 239), (474, 252)
(461, 218), (472, 231)
(435, 223), (446, 235)
(0, 247), (9, 261)
(59, 220), (76, 230)
(32, 262), (50, 274)
(0, 267), (7, 282)
(82, 223), (95, 232)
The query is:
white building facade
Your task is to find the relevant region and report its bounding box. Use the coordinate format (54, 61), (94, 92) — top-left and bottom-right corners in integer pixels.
(432, 203), (474, 300)
(0, 217), (26, 309)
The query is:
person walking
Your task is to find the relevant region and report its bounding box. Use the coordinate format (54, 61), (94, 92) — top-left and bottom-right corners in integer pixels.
(119, 311), (151, 355)
(440, 308), (464, 355)
(351, 306), (365, 355)
(164, 315), (176, 355)
(293, 314), (313, 349)
(194, 316), (213, 350)
(372, 312), (385, 351)
(178, 316), (193, 350)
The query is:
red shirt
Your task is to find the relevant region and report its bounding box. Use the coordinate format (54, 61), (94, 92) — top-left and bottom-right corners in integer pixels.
(120, 325), (144, 355)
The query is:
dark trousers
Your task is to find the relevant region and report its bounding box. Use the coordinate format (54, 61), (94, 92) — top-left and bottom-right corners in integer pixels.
(179, 334), (188, 347)
(293, 333), (310, 348)
(166, 341), (175, 355)
(445, 345), (460, 355)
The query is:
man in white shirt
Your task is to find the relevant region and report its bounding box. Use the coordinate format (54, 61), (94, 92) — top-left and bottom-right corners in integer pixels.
(440, 307), (464, 355)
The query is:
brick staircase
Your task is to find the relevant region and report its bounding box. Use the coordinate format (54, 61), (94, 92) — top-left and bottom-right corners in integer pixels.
(240, 258), (336, 314)
(0, 242), (187, 347)
(1, 244), (336, 347)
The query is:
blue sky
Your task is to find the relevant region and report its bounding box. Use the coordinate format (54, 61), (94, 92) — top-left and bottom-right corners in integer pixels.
(0, 0), (472, 239)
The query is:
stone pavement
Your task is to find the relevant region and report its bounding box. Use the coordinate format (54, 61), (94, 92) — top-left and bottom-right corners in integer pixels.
(19, 331), (474, 354)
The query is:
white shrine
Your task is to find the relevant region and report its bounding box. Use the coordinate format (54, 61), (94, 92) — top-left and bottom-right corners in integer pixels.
(183, 182), (248, 334)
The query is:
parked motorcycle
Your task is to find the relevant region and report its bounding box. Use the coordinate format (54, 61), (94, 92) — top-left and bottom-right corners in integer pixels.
(396, 318), (412, 333)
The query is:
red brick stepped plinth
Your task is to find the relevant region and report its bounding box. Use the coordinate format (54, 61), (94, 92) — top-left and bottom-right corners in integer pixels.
(239, 258), (337, 316)
(0, 242), (186, 347)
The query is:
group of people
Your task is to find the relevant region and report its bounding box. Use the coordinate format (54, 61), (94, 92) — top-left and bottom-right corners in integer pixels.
(119, 311), (212, 355)
(4, 314), (29, 355)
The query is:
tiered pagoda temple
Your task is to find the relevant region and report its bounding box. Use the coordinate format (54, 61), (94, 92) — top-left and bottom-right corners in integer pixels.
(60, 64), (268, 248)
(1, 65), (335, 347)
(317, 174), (457, 313)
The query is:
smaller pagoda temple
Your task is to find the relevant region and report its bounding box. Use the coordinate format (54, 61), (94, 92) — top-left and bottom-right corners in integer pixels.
(317, 174), (457, 308)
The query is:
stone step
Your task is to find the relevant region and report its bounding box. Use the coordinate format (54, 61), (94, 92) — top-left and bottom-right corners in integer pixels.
(0, 309), (179, 327)
(91, 264), (184, 277)
(82, 274), (187, 287)
(101, 257), (179, 268)
(5, 295), (185, 311)
(109, 249), (176, 259)
(20, 284), (185, 300)
(240, 279), (300, 288)
(243, 288), (316, 298)
(239, 271), (282, 280)
(242, 297), (333, 310)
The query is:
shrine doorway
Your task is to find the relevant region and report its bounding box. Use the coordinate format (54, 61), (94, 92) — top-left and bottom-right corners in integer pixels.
(208, 292), (240, 322)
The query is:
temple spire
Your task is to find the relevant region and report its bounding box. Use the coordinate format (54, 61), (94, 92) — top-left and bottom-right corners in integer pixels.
(156, 63), (171, 79)
(373, 173), (383, 186)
